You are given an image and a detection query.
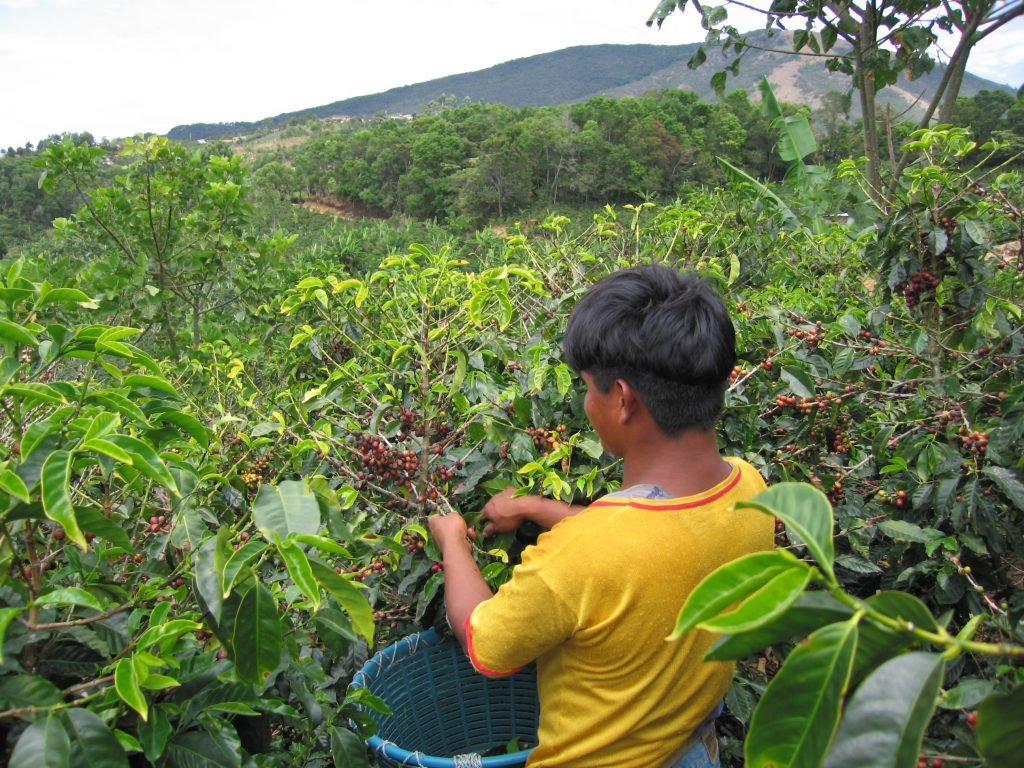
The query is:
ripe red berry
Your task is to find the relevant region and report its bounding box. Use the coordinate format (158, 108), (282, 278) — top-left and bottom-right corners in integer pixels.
(966, 711), (978, 727)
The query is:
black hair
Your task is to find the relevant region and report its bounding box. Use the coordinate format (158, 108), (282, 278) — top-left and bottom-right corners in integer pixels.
(562, 264), (736, 434)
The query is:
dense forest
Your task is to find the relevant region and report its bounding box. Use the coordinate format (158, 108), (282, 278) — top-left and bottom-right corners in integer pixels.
(0, 70), (1022, 768)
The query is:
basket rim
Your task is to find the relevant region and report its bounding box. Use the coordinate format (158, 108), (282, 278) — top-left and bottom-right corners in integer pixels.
(349, 628), (536, 768)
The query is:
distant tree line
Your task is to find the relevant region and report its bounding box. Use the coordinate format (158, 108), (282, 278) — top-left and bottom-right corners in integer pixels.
(1, 88), (1020, 250)
(275, 88), (1022, 223)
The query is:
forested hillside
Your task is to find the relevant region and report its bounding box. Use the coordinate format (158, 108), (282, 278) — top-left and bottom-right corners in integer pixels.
(165, 30), (1014, 142)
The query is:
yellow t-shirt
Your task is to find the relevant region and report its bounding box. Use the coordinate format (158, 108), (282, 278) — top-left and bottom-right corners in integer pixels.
(466, 457), (772, 767)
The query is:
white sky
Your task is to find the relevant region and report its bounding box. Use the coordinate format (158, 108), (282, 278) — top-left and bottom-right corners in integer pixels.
(1, 0), (1021, 150)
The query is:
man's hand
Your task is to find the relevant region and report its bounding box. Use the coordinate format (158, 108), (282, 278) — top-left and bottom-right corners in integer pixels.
(482, 487), (585, 536)
(481, 487), (529, 536)
(427, 513), (475, 555)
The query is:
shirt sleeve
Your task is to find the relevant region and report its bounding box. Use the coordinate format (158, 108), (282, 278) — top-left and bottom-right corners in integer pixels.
(465, 547), (577, 677)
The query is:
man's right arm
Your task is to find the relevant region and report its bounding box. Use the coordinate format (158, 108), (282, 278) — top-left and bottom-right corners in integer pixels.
(481, 487), (585, 536)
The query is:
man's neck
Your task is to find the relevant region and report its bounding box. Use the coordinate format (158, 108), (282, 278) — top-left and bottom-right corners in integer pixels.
(620, 428), (732, 498)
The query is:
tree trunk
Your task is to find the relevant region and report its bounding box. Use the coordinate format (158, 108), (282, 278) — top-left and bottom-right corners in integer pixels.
(855, 20), (884, 209)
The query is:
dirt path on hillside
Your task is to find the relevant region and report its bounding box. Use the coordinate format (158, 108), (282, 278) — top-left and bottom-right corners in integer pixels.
(299, 196), (384, 219)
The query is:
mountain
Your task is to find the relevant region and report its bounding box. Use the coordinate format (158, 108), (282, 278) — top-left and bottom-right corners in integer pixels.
(167, 30), (1014, 141)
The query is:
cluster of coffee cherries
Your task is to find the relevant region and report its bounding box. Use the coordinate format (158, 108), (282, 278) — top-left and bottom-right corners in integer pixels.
(774, 392), (843, 415)
(728, 364), (750, 385)
(401, 532), (425, 553)
(325, 340), (353, 363)
(239, 454), (274, 489)
(146, 515), (171, 534)
(959, 428), (989, 454)
(896, 271), (940, 309)
(354, 434), (420, 487)
(784, 312), (825, 348)
(527, 424), (567, 455)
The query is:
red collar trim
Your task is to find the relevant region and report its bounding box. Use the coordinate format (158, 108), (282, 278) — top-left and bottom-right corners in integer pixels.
(587, 465), (743, 511)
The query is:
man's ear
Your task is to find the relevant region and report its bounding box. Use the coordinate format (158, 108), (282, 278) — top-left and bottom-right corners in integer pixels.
(614, 378), (640, 424)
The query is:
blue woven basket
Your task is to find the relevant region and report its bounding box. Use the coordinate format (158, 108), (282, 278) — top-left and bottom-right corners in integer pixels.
(350, 628), (538, 767)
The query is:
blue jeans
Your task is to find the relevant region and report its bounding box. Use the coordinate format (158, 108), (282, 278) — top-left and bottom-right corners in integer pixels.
(669, 724), (720, 768)
(669, 703), (722, 768)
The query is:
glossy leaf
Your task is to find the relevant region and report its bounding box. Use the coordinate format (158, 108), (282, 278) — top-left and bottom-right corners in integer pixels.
(40, 449), (86, 548)
(0, 607), (25, 664)
(330, 725), (372, 768)
(707, 591), (854, 661)
(824, 652), (945, 768)
(163, 728), (242, 768)
(63, 708), (129, 768)
(150, 409), (210, 447)
(105, 434), (179, 495)
(310, 559), (375, 644)
(699, 565), (813, 634)
(865, 591), (939, 633)
(115, 656), (148, 721)
(670, 549), (810, 639)
(0, 674), (63, 711)
(137, 704), (172, 764)
(252, 479), (320, 538)
(0, 468), (30, 502)
(739, 483), (836, 580)
(976, 683), (1024, 768)
(34, 587), (105, 612)
(278, 537), (321, 610)
(9, 714), (71, 768)
(221, 538), (268, 598)
(746, 620), (858, 768)
(229, 582), (283, 684)
(81, 438), (135, 465)
(137, 619), (202, 652)
(0, 318), (39, 346)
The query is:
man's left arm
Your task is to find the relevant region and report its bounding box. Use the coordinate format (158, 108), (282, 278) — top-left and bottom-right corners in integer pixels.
(427, 513), (493, 652)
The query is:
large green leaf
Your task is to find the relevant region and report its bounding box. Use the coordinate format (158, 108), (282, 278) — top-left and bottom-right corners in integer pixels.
(40, 449), (86, 549)
(9, 714), (71, 768)
(278, 537), (321, 610)
(310, 559), (375, 644)
(105, 434), (179, 495)
(0, 468), (30, 502)
(850, 591), (941, 682)
(976, 683), (1024, 768)
(34, 587), (105, 612)
(746, 619), (858, 768)
(220, 538), (268, 598)
(137, 704), (172, 764)
(86, 391), (152, 427)
(229, 582), (283, 684)
(670, 549), (810, 639)
(252, 479), (320, 539)
(0, 318), (39, 346)
(163, 728), (242, 768)
(137, 619), (202, 652)
(330, 725), (372, 768)
(193, 531), (230, 625)
(64, 708), (129, 768)
(824, 652), (945, 768)
(114, 656), (148, 721)
(3, 383), (68, 405)
(707, 591), (853, 661)
(739, 483), (836, 581)
(0, 674), (63, 709)
(0, 607), (25, 664)
(699, 565), (813, 634)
